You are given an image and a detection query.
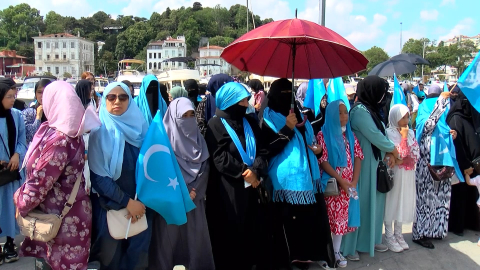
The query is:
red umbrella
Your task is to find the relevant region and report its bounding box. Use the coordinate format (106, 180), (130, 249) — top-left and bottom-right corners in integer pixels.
(221, 16), (368, 126)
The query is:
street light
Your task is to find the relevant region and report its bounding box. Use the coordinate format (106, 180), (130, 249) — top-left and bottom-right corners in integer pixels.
(421, 41), (426, 79)
(319, 0), (326, 26)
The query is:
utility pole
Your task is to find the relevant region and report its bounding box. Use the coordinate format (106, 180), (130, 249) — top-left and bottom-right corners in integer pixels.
(422, 41), (426, 79)
(246, 0), (249, 32)
(319, 0), (326, 26)
(400, 22), (403, 53)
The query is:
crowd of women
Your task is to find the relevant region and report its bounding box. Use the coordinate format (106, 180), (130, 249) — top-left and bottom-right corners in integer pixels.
(0, 71), (479, 270)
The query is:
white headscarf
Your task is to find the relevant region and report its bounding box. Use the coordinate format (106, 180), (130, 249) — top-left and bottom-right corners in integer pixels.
(386, 104), (415, 146)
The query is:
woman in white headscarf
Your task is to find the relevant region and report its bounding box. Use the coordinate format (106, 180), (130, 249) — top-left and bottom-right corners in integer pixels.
(384, 104), (420, 252)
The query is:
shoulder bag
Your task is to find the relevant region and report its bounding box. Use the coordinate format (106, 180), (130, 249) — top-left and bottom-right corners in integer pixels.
(106, 193), (148, 240)
(377, 161), (394, 193)
(17, 171), (82, 242)
(0, 135), (21, 187)
(427, 164), (455, 181)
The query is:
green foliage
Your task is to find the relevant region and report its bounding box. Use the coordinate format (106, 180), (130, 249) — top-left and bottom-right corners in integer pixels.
(63, 72), (72, 78)
(208, 36), (234, 47)
(115, 21), (154, 59)
(361, 46), (390, 76)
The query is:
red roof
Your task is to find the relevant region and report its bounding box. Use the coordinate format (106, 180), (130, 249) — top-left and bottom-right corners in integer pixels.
(199, 45), (224, 50)
(37, 33), (76, 38)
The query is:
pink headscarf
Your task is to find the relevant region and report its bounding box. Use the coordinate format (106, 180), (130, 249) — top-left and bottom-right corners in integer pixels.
(23, 81), (101, 167)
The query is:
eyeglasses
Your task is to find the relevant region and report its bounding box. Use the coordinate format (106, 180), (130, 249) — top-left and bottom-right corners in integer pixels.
(106, 94), (129, 102)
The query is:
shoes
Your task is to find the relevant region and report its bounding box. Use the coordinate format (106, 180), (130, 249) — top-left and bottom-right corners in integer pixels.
(316, 261), (332, 269)
(3, 240), (19, 263)
(384, 235), (403, 253)
(374, 243), (389, 252)
(346, 251), (360, 261)
(334, 252), (347, 268)
(413, 238), (435, 249)
(395, 234), (409, 250)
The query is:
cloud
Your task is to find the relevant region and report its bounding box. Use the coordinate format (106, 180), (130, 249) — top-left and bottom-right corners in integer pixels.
(440, 0), (455, 6)
(438, 18), (475, 42)
(383, 26), (427, 56)
(5, 0), (93, 17)
(420, 10), (439, 21)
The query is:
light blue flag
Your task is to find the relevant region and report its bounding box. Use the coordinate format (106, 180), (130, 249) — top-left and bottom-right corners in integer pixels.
(136, 111), (196, 225)
(458, 50), (480, 113)
(303, 79), (325, 117)
(443, 81), (449, 92)
(412, 85), (419, 95)
(392, 74), (407, 106)
(327, 77), (351, 111)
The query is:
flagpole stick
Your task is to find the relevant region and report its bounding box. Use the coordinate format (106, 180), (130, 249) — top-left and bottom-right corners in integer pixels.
(124, 194), (138, 239)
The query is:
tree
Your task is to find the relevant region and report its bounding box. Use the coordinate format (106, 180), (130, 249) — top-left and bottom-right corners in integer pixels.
(177, 16), (201, 54)
(97, 50), (117, 76)
(115, 22), (154, 59)
(63, 72), (72, 78)
(208, 36), (234, 47)
(362, 46), (390, 75)
(0, 4), (43, 46)
(193, 2), (203, 11)
(44, 11), (65, 34)
(16, 43), (34, 64)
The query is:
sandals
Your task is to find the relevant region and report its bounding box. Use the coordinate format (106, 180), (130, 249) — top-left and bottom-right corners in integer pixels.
(413, 238), (435, 249)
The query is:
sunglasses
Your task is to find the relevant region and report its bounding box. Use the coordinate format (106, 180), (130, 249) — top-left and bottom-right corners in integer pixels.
(106, 94), (129, 102)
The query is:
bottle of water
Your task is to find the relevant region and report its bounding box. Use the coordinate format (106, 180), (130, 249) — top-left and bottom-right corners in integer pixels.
(348, 187), (359, 200)
(385, 156), (394, 178)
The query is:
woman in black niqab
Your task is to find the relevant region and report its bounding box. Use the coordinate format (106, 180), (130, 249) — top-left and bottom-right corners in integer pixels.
(446, 91), (480, 234)
(75, 80), (92, 108)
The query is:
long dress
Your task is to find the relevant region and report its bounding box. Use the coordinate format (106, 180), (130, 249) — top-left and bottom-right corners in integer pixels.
(89, 142), (153, 270)
(317, 132), (364, 235)
(205, 113), (270, 270)
(262, 122), (335, 268)
(148, 162), (215, 270)
(0, 109), (27, 238)
(412, 97), (452, 240)
(341, 104), (395, 257)
(14, 129), (91, 270)
(384, 130), (420, 223)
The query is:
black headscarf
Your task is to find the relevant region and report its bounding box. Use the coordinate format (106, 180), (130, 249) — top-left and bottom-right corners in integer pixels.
(75, 80), (92, 108)
(447, 91), (480, 134)
(207, 74), (233, 98)
(248, 79), (264, 93)
(146, 80), (160, 116)
(184, 79), (199, 107)
(0, 80), (17, 158)
(160, 83), (170, 106)
(122, 80), (135, 97)
(267, 78), (303, 123)
(355, 75), (389, 160)
(198, 84), (207, 96)
(34, 79), (51, 122)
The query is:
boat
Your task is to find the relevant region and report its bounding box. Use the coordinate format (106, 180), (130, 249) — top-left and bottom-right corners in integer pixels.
(156, 69), (201, 91)
(16, 75), (57, 104)
(115, 59), (146, 96)
(95, 77), (109, 93)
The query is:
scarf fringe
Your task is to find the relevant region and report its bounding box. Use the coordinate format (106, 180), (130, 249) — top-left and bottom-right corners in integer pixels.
(273, 190), (317, 205)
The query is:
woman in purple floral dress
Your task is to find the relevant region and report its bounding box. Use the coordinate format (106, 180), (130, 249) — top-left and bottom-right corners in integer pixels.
(14, 81), (101, 270)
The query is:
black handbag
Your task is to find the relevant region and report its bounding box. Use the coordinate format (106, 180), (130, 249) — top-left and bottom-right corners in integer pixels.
(0, 136), (21, 187)
(256, 177), (273, 204)
(427, 164), (455, 181)
(377, 161), (394, 193)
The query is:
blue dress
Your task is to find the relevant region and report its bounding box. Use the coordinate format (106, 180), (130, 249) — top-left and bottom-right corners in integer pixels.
(89, 142), (153, 270)
(0, 108), (27, 237)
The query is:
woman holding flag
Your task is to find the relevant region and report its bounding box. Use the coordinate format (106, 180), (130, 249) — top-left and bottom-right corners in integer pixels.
(261, 78), (335, 269)
(204, 82), (269, 270)
(88, 82), (151, 269)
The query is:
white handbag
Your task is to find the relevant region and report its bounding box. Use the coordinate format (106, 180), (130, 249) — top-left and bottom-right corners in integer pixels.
(106, 195), (148, 240)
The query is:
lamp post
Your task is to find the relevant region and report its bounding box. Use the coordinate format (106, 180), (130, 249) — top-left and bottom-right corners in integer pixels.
(319, 0), (326, 26)
(421, 41), (426, 79)
(400, 22), (403, 53)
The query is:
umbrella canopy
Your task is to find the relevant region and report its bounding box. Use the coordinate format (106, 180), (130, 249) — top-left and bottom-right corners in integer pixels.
(221, 19), (368, 79)
(391, 53), (430, 65)
(162, 56), (196, 63)
(368, 59), (417, 77)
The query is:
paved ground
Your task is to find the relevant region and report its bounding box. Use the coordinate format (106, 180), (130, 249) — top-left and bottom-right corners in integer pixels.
(1, 224), (479, 270)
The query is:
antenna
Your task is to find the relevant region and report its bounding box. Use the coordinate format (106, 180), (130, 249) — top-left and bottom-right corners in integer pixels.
(295, 9), (298, 19)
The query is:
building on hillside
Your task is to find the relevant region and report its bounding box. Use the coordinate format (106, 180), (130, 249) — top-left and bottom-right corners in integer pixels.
(196, 45), (231, 76)
(443, 34), (480, 48)
(0, 50), (35, 77)
(33, 32), (95, 79)
(103, 26), (124, 34)
(146, 36), (187, 74)
(97, 41), (105, 52)
(432, 65), (458, 83)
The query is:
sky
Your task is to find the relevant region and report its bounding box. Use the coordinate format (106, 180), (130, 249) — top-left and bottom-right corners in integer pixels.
(2, 0), (479, 56)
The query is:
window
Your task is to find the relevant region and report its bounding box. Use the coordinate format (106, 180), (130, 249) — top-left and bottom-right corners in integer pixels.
(63, 42), (67, 48)
(55, 42), (59, 49)
(39, 67), (42, 71)
(38, 54), (42, 60)
(71, 67), (76, 75)
(47, 67), (51, 73)
(154, 62), (157, 69)
(63, 66), (67, 73)
(154, 53), (156, 59)
(71, 53), (75, 60)
(46, 42), (50, 49)
(149, 53), (152, 59)
(149, 62), (152, 69)
(71, 42), (75, 48)
(37, 42), (42, 48)
(159, 53), (162, 59)
(63, 54), (66, 60)
(47, 55), (50, 60)
(55, 67), (59, 74)
(55, 54), (59, 59)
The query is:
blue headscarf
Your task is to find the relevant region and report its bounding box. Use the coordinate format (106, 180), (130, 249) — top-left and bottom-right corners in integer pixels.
(205, 74), (234, 122)
(416, 96), (464, 182)
(135, 74), (168, 125)
(215, 82), (256, 167)
(321, 100), (355, 189)
(89, 82), (148, 181)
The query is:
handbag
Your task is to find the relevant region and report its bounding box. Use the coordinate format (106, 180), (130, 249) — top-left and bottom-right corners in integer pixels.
(17, 171), (82, 242)
(106, 194), (148, 240)
(324, 178), (340, 197)
(256, 177), (272, 204)
(427, 164), (455, 181)
(472, 157), (480, 175)
(0, 136), (21, 187)
(377, 161), (394, 193)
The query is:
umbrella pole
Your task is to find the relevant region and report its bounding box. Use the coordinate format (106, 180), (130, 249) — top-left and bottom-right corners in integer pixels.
(290, 42), (307, 127)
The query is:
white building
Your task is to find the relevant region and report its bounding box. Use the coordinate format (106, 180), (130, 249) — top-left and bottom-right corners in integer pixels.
(443, 34), (480, 49)
(33, 32), (95, 79)
(147, 36), (187, 73)
(197, 45), (231, 76)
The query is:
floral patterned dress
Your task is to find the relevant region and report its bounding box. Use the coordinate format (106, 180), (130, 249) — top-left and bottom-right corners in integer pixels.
(21, 107), (41, 145)
(14, 129), (91, 270)
(317, 131), (364, 235)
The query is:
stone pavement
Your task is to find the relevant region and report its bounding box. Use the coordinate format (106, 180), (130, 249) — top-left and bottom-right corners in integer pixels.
(2, 224), (479, 270)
